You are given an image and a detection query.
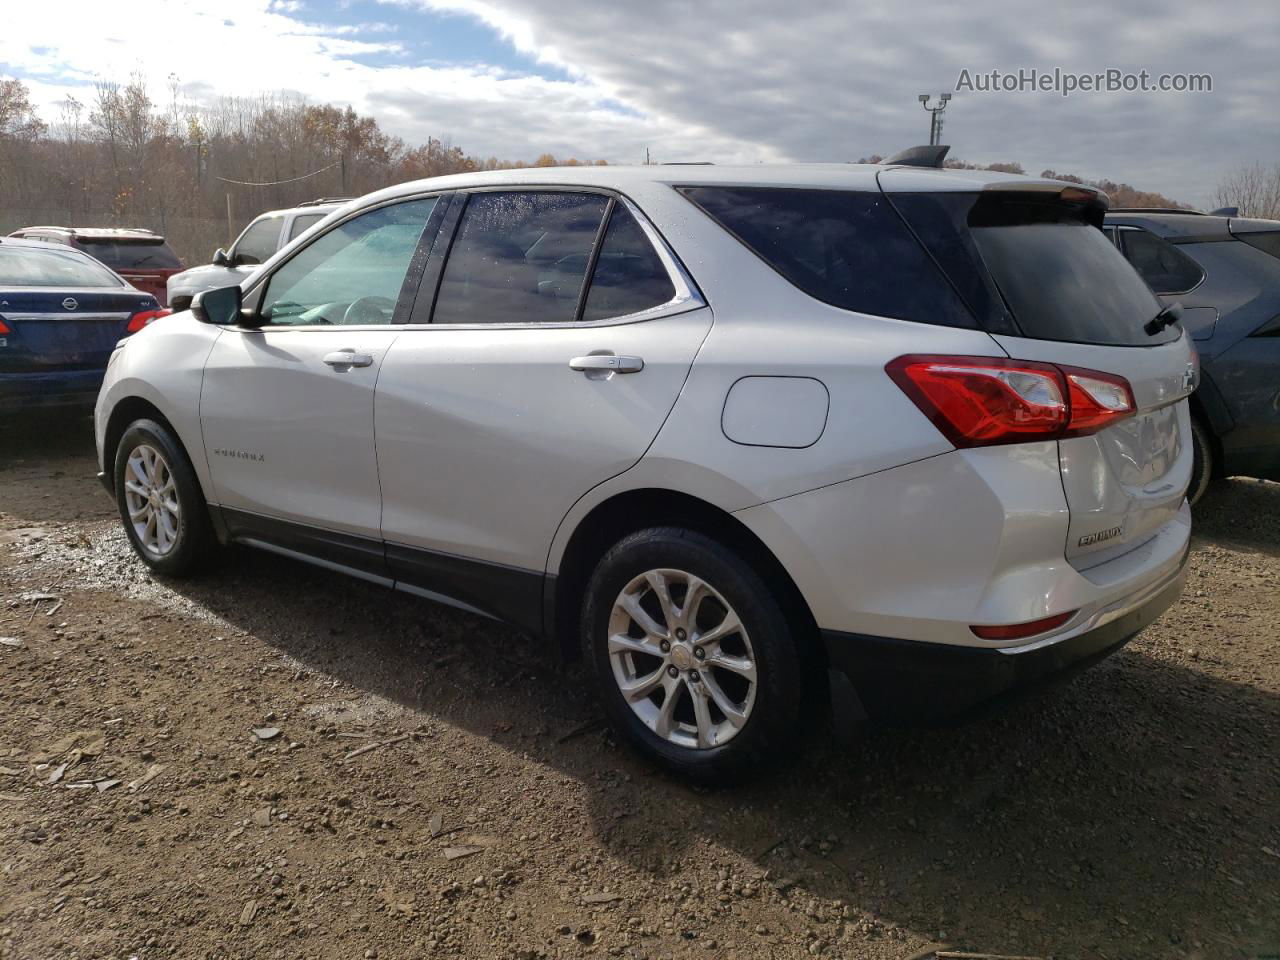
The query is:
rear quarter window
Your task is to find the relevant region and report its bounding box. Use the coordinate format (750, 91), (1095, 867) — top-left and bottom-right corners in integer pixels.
(677, 186), (977, 329)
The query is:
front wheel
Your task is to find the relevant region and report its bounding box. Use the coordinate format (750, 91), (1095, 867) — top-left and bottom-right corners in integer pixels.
(582, 527), (805, 781)
(114, 418), (214, 577)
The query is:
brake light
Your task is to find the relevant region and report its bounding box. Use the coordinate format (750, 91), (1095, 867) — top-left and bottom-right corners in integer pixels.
(970, 610), (1076, 641)
(125, 308), (171, 334)
(886, 355), (1134, 447)
(0, 317), (10, 334)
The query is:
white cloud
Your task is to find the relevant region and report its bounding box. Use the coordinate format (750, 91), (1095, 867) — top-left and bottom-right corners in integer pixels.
(2, 0), (1275, 202)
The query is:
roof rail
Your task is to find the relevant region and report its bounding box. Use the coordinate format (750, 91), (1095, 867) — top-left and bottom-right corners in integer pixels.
(882, 145), (950, 168)
(298, 197), (354, 207)
(1109, 207), (1202, 215)
(660, 161), (715, 165)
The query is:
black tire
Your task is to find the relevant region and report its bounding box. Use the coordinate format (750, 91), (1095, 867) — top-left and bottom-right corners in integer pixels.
(113, 418), (215, 577)
(581, 526), (805, 782)
(1188, 415), (1217, 506)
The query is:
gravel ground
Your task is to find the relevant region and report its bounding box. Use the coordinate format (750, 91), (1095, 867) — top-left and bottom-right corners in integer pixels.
(1, 415), (1278, 960)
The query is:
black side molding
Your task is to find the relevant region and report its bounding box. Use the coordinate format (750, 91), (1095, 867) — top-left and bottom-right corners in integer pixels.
(215, 506), (549, 640)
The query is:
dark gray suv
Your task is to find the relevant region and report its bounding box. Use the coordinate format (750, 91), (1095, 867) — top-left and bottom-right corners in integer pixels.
(1104, 208), (1280, 501)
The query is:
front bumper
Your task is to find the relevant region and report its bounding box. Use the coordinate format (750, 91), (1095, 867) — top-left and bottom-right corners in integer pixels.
(824, 545), (1188, 724)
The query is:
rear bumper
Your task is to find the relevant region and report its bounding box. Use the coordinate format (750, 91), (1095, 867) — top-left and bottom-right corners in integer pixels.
(824, 544), (1188, 723)
(0, 369), (105, 407)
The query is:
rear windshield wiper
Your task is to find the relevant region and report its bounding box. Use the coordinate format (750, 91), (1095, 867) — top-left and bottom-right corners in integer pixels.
(1144, 301), (1183, 337)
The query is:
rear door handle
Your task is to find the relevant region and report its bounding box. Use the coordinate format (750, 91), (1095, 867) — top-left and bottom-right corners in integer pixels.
(569, 354), (644, 374)
(323, 350), (374, 368)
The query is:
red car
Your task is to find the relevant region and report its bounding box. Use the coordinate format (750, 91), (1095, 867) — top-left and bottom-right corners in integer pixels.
(8, 226), (183, 305)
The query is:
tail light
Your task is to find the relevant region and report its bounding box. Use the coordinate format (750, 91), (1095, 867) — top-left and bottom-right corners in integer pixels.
(125, 308), (171, 334)
(0, 317), (10, 334)
(886, 355), (1135, 447)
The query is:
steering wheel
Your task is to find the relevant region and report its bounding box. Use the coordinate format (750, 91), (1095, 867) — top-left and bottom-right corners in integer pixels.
(342, 295), (396, 325)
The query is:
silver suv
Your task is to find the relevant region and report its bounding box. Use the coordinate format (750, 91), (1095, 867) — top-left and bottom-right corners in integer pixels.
(166, 199), (349, 311)
(97, 164), (1194, 779)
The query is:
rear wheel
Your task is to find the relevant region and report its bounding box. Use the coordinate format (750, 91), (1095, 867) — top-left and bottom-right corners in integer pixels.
(1188, 415), (1217, 506)
(114, 419), (214, 576)
(582, 527), (804, 781)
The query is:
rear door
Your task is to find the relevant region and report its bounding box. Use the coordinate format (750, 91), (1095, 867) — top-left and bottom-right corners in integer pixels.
(884, 181), (1196, 568)
(375, 190), (710, 624)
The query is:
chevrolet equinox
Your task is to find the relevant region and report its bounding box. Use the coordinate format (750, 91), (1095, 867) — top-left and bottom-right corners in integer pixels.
(96, 163), (1194, 779)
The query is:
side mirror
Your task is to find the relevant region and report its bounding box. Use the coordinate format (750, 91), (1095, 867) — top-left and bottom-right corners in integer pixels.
(212, 248), (230, 267)
(191, 286), (243, 326)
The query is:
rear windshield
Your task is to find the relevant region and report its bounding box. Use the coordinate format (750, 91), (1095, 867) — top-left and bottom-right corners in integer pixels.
(1239, 231), (1280, 261)
(0, 246), (123, 287)
(973, 221), (1171, 345)
(677, 186), (976, 328)
(891, 192), (1172, 346)
(78, 239), (181, 270)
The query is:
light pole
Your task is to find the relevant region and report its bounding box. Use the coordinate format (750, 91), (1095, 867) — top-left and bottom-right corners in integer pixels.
(918, 93), (951, 145)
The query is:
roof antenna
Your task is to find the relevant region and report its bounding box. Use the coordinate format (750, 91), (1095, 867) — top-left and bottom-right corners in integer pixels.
(882, 145), (951, 168)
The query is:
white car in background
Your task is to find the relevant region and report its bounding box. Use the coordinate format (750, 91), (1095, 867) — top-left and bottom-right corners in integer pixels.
(165, 199), (349, 311)
(97, 162), (1194, 780)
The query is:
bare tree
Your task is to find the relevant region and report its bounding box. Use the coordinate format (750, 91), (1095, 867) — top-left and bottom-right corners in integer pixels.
(1214, 162), (1280, 219)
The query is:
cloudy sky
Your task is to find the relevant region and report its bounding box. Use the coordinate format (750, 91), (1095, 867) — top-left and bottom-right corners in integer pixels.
(2, 0), (1276, 205)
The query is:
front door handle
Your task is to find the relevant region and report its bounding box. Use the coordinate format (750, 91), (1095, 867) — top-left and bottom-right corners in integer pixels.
(323, 350), (374, 369)
(569, 354), (644, 374)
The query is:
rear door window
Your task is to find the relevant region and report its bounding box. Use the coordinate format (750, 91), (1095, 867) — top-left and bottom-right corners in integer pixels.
(1118, 228), (1205, 294)
(233, 216), (284, 265)
(581, 204), (676, 321)
(431, 191), (609, 325)
(678, 186), (976, 328)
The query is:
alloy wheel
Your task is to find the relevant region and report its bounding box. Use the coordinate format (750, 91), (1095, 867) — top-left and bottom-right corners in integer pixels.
(122, 443), (182, 557)
(607, 568), (758, 750)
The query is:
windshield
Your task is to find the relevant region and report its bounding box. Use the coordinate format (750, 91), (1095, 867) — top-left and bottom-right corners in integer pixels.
(0, 246), (124, 287)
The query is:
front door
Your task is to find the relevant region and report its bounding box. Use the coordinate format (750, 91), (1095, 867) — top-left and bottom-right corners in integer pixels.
(200, 196), (441, 549)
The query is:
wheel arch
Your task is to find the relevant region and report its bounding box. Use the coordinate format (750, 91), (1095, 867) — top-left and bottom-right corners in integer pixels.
(550, 487), (822, 671)
(102, 396), (202, 498)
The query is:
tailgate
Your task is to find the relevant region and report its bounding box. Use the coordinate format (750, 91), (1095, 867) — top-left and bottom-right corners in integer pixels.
(995, 333), (1196, 567)
(882, 179), (1198, 568)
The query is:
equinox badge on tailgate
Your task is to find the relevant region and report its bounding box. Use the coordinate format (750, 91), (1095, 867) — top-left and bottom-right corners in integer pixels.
(1079, 525), (1124, 548)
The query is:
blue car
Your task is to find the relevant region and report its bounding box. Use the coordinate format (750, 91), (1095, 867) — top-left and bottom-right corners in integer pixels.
(1104, 209), (1280, 502)
(0, 237), (165, 408)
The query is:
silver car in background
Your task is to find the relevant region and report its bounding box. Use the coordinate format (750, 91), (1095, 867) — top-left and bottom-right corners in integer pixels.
(166, 199), (348, 311)
(97, 163), (1194, 780)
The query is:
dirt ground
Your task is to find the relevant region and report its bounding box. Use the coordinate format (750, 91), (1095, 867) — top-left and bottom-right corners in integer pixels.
(1, 415), (1277, 960)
